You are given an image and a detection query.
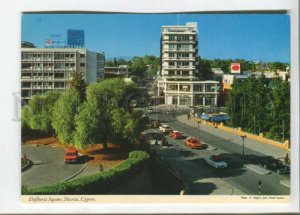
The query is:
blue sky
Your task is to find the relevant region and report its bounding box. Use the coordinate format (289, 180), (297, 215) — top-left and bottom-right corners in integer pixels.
(22, 13), (290, 63)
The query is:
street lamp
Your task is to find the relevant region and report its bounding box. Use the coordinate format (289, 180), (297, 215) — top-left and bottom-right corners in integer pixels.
(197, 121), (200, 140)
(240, 135), (247, 164)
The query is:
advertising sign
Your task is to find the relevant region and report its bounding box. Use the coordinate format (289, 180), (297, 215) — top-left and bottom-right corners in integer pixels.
(67, 29), (85, 47)
(231, 63), (241, 73)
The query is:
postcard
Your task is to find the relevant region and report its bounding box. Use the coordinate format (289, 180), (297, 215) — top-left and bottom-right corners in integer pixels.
(1, 0), (299, 214)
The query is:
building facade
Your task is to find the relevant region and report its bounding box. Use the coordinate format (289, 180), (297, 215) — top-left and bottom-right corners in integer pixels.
(159, 22), (218, 107)
(104, 65), (130, 78)
(21, 48), (105, 104)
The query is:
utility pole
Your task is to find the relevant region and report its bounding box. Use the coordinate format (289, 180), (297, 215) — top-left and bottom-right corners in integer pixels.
(197, 121), (200, 140)
(240, 135), (247, 164)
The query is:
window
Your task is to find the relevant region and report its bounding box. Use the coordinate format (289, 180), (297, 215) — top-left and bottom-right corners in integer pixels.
(80, 54), (85, 58)
(80, 63), (85, 67)
(169, 62), (175, 66)
(182, 71), (189, 76)
(169, 35), (176, 41)
(169, 44), (176, 49)
(169, 53), (175, 58)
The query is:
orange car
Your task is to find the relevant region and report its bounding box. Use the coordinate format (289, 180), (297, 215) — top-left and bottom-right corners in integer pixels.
(169, 131), (183, 139)
(184, 137), (206, 149)
(64, 146), (79, 164)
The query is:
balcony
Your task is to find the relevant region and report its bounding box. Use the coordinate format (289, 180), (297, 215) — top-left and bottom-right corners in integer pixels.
(163, 57), (195, 61)
(163, 48), (196, 52)
(163, 66), (195, 70)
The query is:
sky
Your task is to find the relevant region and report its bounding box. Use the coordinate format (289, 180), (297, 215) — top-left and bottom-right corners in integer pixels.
(22, 13), (290, 63)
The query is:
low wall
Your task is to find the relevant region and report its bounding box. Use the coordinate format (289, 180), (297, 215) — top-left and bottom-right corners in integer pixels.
(192, 117), (290, 150)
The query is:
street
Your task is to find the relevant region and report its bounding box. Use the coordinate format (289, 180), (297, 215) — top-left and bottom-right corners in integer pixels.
(147, 111), (290, 195)
(22, 145), (86, 188)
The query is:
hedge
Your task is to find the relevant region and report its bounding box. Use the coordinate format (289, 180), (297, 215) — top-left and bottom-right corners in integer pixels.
(22, 150), (149, 195)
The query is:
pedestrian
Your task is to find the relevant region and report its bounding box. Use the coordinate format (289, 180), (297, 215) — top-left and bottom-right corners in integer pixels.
(285, 153), (289, 164)
(155, 139), (158, 145)
(187, 113), (190, 120)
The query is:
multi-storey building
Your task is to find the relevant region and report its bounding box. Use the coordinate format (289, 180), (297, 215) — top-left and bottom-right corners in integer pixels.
(104, 65), (130, 78)
(21, 48), (105, 104)
(158, 22), (219, 107)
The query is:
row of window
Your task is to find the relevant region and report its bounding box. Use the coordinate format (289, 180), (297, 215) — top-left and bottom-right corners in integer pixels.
(166, 84), (217, 92)
(22, 53), (86, 59)
(168, 35), (195, 41)
(22, 62), (85, 69)
(168, 62), (192, 66)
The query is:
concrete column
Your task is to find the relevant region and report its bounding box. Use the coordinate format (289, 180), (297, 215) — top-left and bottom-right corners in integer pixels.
(191, 83), (194, 106)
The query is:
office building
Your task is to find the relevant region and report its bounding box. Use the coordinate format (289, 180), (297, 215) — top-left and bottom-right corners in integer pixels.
(158, 22), (219, 107)
(21, 47), (105, 104)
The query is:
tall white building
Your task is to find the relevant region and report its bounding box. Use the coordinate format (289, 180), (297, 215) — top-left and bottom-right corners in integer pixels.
(159, 22), (218, 107)
(21, 48), (105, 104)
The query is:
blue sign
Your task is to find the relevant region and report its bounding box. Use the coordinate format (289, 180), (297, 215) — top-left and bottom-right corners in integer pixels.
(67, 29), (84, 47)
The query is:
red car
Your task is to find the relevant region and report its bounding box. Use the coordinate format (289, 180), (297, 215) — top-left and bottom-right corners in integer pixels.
(64, 146), (79, 164)
(169, 131), (183, 139)
(184, 137), (206, 149)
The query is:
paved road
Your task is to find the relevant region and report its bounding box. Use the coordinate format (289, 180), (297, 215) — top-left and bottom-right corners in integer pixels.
(22, 145), (85, 188)
(148, 112), (290, 195)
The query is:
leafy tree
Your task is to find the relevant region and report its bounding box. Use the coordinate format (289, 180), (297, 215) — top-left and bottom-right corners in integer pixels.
(83, 78), (140, 148)
(226, 75), (290, 141)
(52, 90), (80, 144)
(74, 101), (104, 149)
(198, 58), (212, 80)
(269, 62), (288, 72)
(131, 57), (147, 79)
(69, 70), (86, 102)
(24, 91), (61, 133)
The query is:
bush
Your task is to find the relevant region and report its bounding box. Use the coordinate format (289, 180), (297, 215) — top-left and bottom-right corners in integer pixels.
(22, 150), (149, 195)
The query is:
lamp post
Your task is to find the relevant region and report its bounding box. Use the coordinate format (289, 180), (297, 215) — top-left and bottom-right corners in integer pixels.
(197, 121), (200, 140)
(240, 135), (247, 164)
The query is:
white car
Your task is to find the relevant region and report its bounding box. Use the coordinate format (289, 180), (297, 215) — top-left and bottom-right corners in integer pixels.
(204, 155), (228, 168)
(159, 124), (172, 133)
(147, 108), (153, 114)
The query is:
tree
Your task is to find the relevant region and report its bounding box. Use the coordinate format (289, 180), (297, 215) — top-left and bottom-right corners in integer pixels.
(269, 62), (288, 72)
(69, 70), (86, 102)
(83, 78), (140, 149)
(52, 90), (80, 144)
(226, 75), (290, 141)
(24, 91), (61, 133)
(74, 101), (104, 149)
(131, 57), (147, 79)
(198, 58), (212, 80)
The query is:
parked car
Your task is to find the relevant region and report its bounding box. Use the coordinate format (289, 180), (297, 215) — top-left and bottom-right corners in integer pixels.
(159, 124), (172, 134)
(64, 146), (79, 164)
(184, 137), (206, 149)
(260, 156), (290, 174)
(169, 130), (183, 139)
(147, 108), (153, 114)
(204, 155), (228, 168)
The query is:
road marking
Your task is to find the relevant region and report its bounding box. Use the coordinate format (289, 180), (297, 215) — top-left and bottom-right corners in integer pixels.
(280, 180), (290, 188)
(245, 164), (270, 175)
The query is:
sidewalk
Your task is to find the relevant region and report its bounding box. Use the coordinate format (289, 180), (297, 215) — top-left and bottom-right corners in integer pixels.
(176, 115), (289, 159)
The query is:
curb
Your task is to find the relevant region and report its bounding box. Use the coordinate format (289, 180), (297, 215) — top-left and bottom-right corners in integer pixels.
(245, 164), (270, 175)
(21, 159), (33, 172)
(62, 162), (87, 182)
